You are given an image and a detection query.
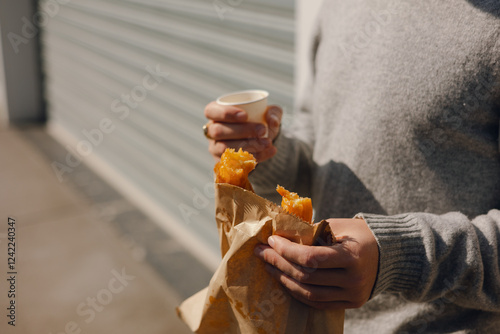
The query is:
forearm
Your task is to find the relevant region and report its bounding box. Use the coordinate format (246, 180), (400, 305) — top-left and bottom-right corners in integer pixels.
(360, 210), (500, 312)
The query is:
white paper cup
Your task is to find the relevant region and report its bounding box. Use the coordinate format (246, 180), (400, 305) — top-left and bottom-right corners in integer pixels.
(216, 90), (269, 124)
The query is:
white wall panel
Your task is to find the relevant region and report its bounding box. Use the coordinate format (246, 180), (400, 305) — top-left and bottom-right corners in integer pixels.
(40, 0), (295, 269)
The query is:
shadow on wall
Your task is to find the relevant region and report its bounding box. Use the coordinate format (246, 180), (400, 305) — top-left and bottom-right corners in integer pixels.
(466, 0), (500, 16)
(313, 160), (387, 219)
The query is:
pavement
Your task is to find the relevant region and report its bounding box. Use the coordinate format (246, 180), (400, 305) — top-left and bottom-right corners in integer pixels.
(0, 126), (213, 334)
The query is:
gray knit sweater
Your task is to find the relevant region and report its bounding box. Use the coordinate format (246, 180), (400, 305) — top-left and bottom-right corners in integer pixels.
(250, 1), (500, 333)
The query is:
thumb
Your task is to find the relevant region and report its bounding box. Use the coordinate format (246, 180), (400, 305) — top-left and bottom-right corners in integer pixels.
(266, 105), (283, 140)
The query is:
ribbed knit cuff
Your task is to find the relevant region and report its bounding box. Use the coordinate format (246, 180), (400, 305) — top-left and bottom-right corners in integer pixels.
(356, 213), (426, 297)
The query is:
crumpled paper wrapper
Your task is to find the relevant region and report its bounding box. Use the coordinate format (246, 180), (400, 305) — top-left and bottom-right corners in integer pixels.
(177, 183), (344, 333)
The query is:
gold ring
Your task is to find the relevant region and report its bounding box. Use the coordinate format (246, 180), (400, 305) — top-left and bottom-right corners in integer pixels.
(203, 122), (213, 140)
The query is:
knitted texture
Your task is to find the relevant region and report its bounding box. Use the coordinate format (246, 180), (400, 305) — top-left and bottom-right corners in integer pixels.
(251, 1), (500, 332)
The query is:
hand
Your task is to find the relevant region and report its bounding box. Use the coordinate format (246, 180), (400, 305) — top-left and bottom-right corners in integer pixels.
(254, 218), (379, 310)
(204, 101), (282, 162)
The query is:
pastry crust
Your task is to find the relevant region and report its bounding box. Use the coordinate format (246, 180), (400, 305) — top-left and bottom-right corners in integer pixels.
(214, 148), (257, 192)
(276, 185), (313, 224)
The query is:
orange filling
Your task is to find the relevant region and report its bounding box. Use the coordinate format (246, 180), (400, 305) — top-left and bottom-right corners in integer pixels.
(276, 185), (313, 224)
(214, 148), (257, 191)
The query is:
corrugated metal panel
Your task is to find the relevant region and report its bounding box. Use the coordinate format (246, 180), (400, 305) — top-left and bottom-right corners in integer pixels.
(39, 0), (295, 267)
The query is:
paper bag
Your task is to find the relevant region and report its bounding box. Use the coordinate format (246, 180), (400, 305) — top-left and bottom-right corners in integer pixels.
(177, 183), (344, 333)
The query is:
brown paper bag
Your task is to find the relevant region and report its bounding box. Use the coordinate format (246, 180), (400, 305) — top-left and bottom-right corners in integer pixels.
(177, 183), (344, 333)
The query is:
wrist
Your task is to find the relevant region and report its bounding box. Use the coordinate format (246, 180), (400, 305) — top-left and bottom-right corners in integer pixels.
(356, 213), (425, 297)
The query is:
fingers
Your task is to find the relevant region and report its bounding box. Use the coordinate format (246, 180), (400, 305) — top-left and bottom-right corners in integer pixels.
(209, 138), (271, 156)
(204, 101), (247, 123)
(208, 139), (277, 162)
(205, 122), (268, 141)
(265, 264), (366, 310)
(205, 104), (283, 141)
(266, 235), (351, 269)
(255, 245), (354, 287)
(204, 101), (283, 162)
(265, 105), (283, 141)
(205, 101), (283, 127)
(253, 145), (277, 163)
(254, 219), (380, 310)
(256, 245), (371, 309)
(208, 136), (278, 162)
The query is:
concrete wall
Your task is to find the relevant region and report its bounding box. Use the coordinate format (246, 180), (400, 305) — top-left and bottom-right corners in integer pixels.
(0, 0), (321, 125)
(0, 0), (44, 124)
(0, 27), (8, 128)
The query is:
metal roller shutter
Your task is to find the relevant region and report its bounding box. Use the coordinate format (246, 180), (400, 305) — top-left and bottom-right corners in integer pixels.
(40, 0), (295, 270)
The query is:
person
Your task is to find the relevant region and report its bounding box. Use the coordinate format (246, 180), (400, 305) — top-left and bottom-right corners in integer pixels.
(203, 1), (500, 332)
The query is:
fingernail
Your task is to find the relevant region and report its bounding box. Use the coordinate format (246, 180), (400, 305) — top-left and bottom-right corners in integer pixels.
(236, 111), (247, 121)
(270, 114), (280, 128)
(256, 125), (268, 138)
(268, 236), (275, 247)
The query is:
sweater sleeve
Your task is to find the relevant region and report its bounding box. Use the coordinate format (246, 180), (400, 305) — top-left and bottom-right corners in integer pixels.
(358, 210), (500, 312)
(249, 130), (314, 204)
(361, 52), (500, 310)
(249, 13), (321, 203)
(249, 71), (317, 202)
(250, 67), (317, 203)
